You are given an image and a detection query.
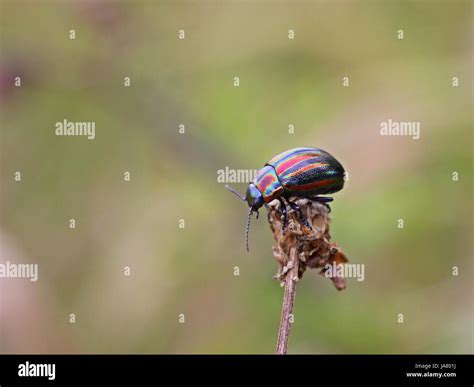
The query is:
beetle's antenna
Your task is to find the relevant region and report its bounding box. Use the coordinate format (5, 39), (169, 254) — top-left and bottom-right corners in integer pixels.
(225, 184), (246, 201)
(245, 207), (252, 252)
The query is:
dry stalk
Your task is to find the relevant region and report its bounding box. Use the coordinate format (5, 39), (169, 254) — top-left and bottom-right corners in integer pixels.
(267, 199), (348, 354)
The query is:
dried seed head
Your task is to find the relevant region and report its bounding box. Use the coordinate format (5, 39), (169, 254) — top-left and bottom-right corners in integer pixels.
(267, 198), (348, 290)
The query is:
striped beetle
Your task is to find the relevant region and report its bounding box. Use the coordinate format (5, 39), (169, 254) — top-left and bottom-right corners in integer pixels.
(226, 147), (345, 251)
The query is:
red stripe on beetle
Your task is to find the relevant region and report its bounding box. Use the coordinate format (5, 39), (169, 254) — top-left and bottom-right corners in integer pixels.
(276, 155), (310, 174)
(257, 174), (276, 192)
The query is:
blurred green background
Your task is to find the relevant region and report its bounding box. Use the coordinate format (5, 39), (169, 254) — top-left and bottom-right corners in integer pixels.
(0, 0), (472, 354)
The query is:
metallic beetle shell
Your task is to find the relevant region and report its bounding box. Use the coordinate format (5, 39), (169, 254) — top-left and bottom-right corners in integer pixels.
(257, 147), (345, 201)
(254, 166), (284, 203)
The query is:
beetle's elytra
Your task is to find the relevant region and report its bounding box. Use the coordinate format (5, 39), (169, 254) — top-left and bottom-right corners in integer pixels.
(225, 147), (345, 251)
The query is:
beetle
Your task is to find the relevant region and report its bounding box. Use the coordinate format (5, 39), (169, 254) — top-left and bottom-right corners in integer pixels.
(225, 147), (345, 251)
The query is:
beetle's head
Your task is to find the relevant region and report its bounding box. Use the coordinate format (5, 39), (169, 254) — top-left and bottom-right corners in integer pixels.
(225, 183), (264, 252)
(245, 183), (264, 211)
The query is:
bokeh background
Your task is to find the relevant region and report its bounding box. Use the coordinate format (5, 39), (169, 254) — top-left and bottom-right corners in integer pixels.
(0, 0), (472, 354)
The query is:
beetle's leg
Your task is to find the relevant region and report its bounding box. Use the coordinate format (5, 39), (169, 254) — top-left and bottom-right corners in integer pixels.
(286, 199), (311, 229)
(278, 198), (287, 234)
(309, 196), (333, 213)
(322, 203), (331, 213)
(310, 196), (333, 203)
